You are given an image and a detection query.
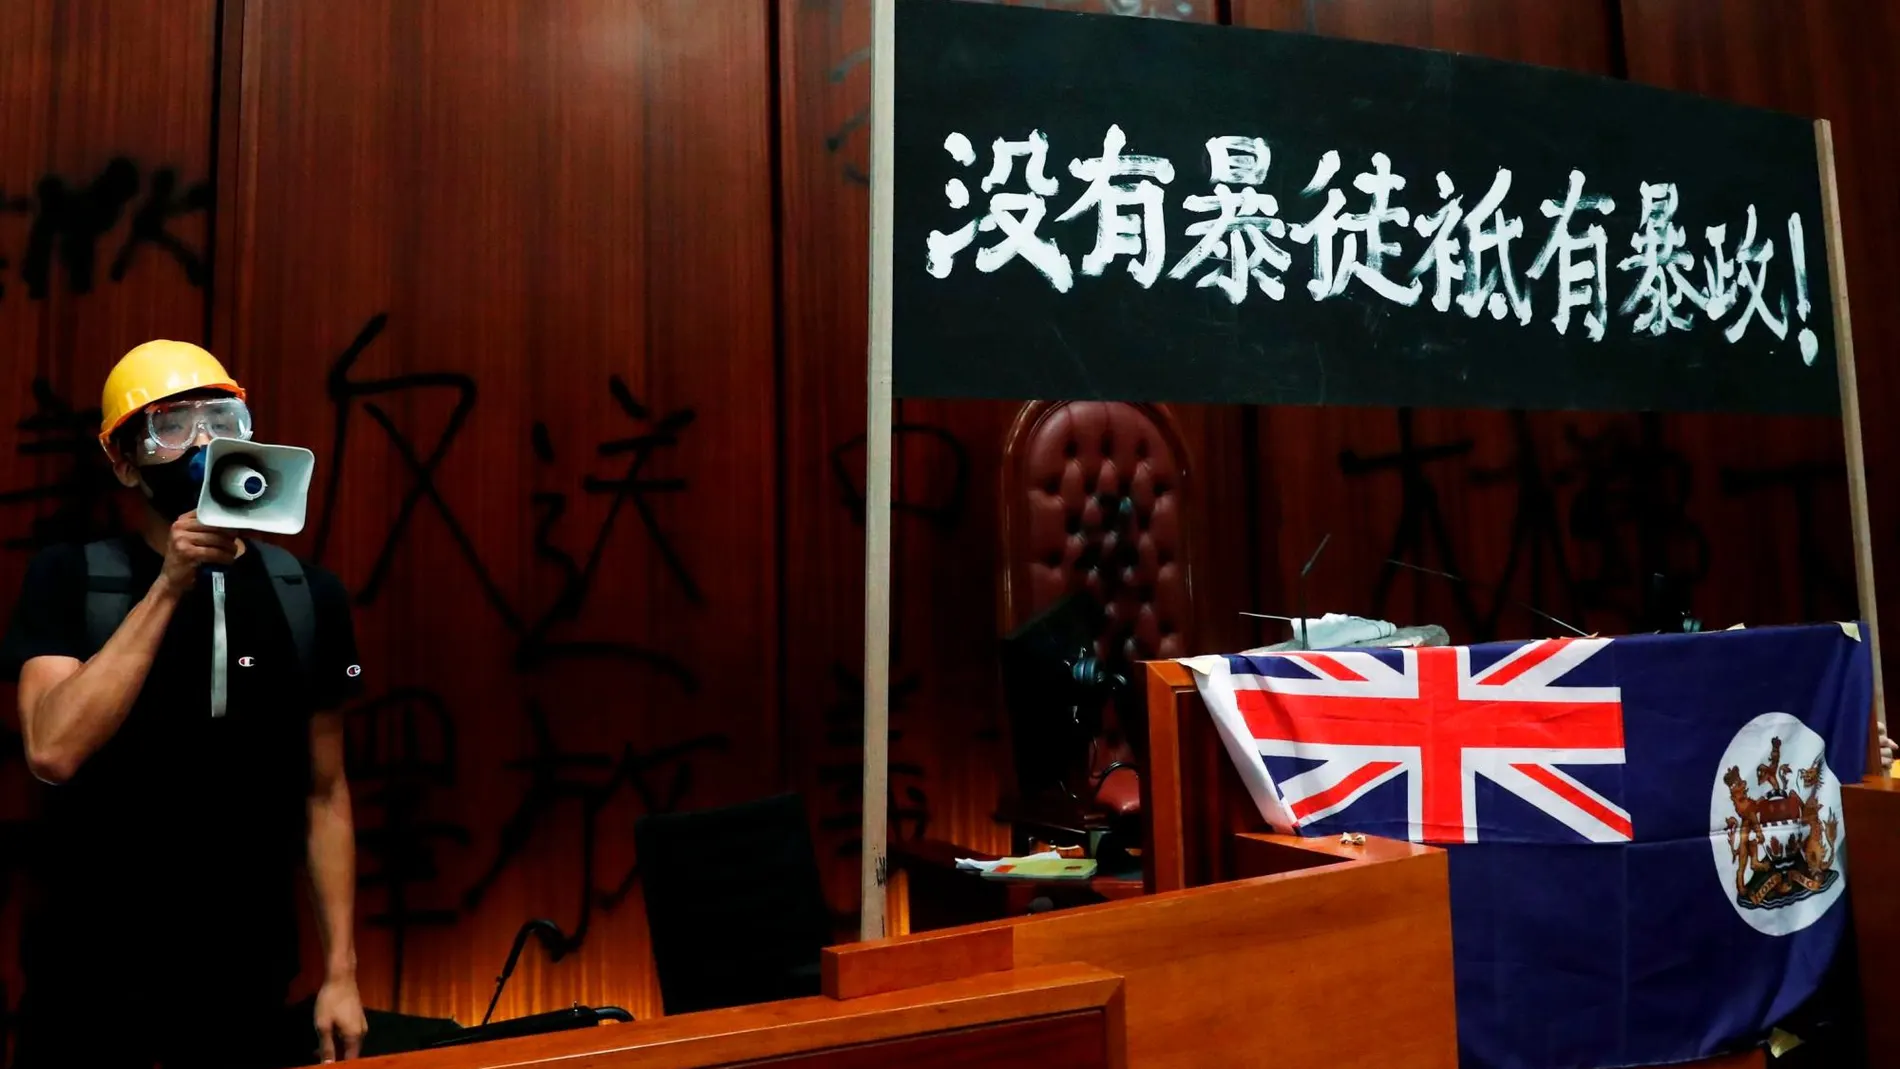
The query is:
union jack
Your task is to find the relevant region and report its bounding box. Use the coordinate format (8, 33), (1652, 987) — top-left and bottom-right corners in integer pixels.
(1191, 638), (1631, 844)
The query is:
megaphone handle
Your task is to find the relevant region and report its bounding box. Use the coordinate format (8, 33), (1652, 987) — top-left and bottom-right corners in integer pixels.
(209, 569), (229, 720)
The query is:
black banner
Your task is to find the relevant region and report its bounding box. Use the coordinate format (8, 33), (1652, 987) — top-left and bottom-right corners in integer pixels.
(892, 0), (1838, 415)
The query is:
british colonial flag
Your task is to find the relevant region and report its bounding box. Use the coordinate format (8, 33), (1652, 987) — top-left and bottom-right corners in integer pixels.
(1189, 626), (1875, 1069)
(1186, 638), (1631, 844)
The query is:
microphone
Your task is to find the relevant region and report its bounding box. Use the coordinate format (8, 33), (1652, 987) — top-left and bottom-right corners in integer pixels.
(1385, 558), (1590, 638)
(1295, 533), (1332, 650)
(483, 919), (569, 1027)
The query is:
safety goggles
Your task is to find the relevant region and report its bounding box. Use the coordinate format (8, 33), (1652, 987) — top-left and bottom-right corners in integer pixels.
(140, 396), (253, 453)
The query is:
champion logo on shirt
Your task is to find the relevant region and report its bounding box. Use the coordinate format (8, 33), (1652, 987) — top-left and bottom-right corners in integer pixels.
(238, 656), (257, 668)
(347, 665), (362, 678)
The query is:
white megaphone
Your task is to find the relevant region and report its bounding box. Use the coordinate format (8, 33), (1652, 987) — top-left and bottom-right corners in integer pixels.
(196, 438), (317, 535)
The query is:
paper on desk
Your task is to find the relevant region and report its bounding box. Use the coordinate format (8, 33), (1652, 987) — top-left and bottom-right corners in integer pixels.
(955, 850), (1061, 873)
(1286, 613), (1395, 648)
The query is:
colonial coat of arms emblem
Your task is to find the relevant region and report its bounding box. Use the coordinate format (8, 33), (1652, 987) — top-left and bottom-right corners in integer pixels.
(1709, 712), (1847, 936)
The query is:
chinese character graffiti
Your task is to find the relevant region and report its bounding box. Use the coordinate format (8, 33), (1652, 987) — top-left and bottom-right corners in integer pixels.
(1560, 415), (1711, 631)
(109, 167), (213, 289)
(520, 376), (701, 684)
(460, 701), (730, 954)
(346, 688), (471, 1010)
(312, 314), (702, 690)
(306, 311), (721, 977)
(829, 422), (971, 532)
(1469, 412), (1581, 640)
(312, 314), (512, 623)
(816, 662), (930, 861)
(1340, 409), (1481, 634)
(0, 379), (124, 552)
(4, 157), (211, 301)
(1720, 462), (1854, 623)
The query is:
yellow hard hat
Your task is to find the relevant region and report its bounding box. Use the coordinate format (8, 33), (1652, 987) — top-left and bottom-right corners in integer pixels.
(98, 340), (246, 444)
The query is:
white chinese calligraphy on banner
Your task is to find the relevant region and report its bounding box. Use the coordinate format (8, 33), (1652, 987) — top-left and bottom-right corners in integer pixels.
(924, 126), (1825, 363)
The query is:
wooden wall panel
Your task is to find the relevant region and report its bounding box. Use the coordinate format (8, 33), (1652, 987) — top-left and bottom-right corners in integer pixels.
(1240, 0), (1616, 70)
(777, 0), (881, 924)
(0, 1), (222, 1058)
(225, 0), (776, 1024)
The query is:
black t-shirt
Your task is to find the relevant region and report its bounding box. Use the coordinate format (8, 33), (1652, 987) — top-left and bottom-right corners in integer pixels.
(0, 536), (361, 993)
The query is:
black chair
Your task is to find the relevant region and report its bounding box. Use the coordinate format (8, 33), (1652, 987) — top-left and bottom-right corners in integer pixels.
(635, 793), (832, 1016)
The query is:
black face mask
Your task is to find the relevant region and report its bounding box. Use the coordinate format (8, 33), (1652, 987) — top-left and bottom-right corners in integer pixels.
(138, 445), (207, 521)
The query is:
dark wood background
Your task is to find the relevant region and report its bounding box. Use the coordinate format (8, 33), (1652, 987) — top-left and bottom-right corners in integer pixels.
(0, 0), (1891, 1040)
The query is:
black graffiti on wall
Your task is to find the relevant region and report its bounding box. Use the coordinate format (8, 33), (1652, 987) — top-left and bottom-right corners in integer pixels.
(1559, 415), (1711, 631)
(346, 688), (471, 1011)
(1339, 409), (1481, 632)
(1468, 412), (1581, 640)
(815, 661), (930, 861)
(520, 379), (702, 679)
(0, 157), (210, 301)
(811, 411), (983, 879)
(306, 313), (722, 998)
(829, 423), (971, 532)
(311, 314), (505, 619)
(460, 702), (730, 957)
(1720, 461), (1854, 622)
(312, 314), (703, 688)
(1341, 410), (1714, 639)
(0, 379), (124, 552)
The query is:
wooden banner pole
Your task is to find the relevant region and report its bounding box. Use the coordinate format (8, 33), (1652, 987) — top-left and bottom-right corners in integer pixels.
(860, 0), (897, 942)
(1814, 119), (1886, 775)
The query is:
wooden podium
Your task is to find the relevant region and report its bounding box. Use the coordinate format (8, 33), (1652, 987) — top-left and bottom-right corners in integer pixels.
(343, 657), (1460, 1068)
(1845, 775), (1900, 1065)
(343, 656), (1900, 1067)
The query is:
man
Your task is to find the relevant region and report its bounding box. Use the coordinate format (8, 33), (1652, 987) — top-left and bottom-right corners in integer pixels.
(3, 340), (368, 1067)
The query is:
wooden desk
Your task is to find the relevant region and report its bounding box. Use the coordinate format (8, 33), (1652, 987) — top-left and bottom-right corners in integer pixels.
(833, 835), (1460, 1069)
(1845, 774), (1900, 1066)
(350, 964), (1124, 1069)
(891, 838), (1143, 932)
(1141, 660), (1279, 892)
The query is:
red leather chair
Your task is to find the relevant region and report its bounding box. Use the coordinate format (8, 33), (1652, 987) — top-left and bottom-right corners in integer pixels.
(999, 400), (1195, 838)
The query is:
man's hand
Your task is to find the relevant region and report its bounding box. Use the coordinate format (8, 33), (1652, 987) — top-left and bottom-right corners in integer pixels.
(1881, 724), (1894, 774)
(158, 511), (240, 594)
(314, 974), (368, 1062)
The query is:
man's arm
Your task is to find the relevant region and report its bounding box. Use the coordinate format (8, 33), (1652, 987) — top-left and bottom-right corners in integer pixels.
(19, 581), (176, 783)
(308, 709), (366, 1061)
(18, 516), (235, 783)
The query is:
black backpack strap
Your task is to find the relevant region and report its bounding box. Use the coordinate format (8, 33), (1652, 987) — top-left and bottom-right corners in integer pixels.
(252, 540), (316, 683)
(83, 540), (137, 656)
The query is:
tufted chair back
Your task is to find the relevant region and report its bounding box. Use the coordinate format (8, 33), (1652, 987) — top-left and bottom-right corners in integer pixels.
(1001, 401), (1195, 669)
